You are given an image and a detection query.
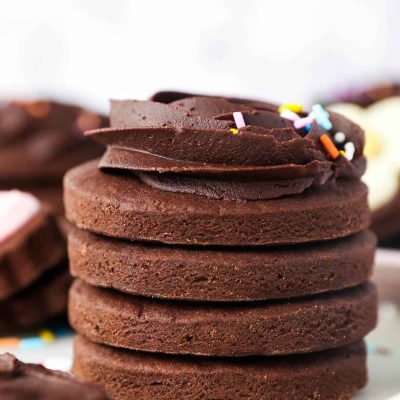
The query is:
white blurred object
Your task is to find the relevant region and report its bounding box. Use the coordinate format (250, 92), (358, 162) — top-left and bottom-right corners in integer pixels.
(0, 0), (399, 109)
(328, 97), (400, 211)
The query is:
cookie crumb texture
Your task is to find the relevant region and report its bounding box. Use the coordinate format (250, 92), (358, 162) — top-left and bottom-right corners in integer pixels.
(69, 280), (377, 357)
(64, 160), (370, 246)
(73, 335), (367, 400)
(69, 227), (375, 302)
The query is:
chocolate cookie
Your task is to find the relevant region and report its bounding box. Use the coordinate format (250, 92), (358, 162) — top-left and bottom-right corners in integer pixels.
(69, 227), (375, 302)
(0, 353), (108, 400)
(0, 190), (66, 300)
(0, 264), (71, 332)
(64, 160), (369, 246)
(0, 100), (107, 215)
(0, 100), (106, 182)
(73, 335), (367, 400)
(69, 280), (377, 357)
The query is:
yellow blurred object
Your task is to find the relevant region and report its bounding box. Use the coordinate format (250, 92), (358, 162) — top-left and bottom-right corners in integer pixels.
(364, 129), (383, 159)
(39, 329), (55, 343)
(278, 103), (303, 114)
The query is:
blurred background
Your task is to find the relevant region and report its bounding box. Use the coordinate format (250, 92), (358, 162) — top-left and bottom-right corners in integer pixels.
(1, 2), (400, 399)
(0, 0), (399, 109)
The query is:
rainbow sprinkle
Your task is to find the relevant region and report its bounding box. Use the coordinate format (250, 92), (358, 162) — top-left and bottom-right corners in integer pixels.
(0, 327), (72, 351)
(280, 109), (300, 122)
(233, 112), (246, 129)
(344, 142), (356, 161)
(334, 131), (346, 144)
(278, 103), (303, 113)
(294, 116), (314, 129)
(39, 329), (56, 343)
(311, 104), (332, 130)
(230, 128), (239, 135)
(320, 133), (340, 159)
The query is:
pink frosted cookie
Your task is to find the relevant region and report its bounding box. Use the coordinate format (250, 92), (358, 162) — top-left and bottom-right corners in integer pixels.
(0, 190), (66, 301)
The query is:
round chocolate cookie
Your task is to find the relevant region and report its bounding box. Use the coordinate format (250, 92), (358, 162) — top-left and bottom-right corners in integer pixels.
(0, 264), (70, 332)
(73, 335), (367, 400)
(0, 191), (66, 300)
(64, 160), (370, 246)
(69, 227), (375, 302)
(0, 353), (108, 400)
(69, 280), (377, 357)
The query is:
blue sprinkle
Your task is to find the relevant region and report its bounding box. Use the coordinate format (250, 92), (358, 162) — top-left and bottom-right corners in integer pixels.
(20, 337), (45, 350)
(305, 124), (313, 132)
(53, 327), (73, 337)
(367, 342), (376, 354)
(312, 104), (332, 131)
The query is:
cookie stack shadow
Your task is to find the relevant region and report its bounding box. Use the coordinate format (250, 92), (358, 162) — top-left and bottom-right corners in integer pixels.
(65, 160), (377, 400)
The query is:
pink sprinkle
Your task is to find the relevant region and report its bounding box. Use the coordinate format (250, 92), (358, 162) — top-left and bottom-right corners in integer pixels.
(294, 116), (314, 129)
(0, 190), (40, 243)
(280, 110), (300, 121)
(233, 112), (246, 129)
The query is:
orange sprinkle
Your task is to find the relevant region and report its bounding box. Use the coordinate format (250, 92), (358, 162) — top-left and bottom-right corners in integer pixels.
(320, 133), (340, 159)
(0, 337), (20, 348)
(76, 111), (102, 132)
(25, 100), (51, 118)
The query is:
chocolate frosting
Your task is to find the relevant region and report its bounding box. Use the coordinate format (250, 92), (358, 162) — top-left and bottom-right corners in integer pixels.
(87, 92), (365, 200)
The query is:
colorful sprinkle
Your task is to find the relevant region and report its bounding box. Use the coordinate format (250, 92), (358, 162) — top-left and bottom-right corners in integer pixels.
(233, 112), (246, 129)
(52, 327), (73, 337)
(334, 131), (346, 143)
(230, 128), (239, 135)
(39, 329), (55, 343)
(76, 111), (102, 132)
(339, 150), (346, 157)
(25, 100), (51, 118)
(344, 142), (356, 161)
(278, 103), (303, 114)
(320, 133), (340, 159)
(20, 337), (46, 350)
(311, 104), (332, 130)
(280, 109), (300, 122)
(0, 337), (20, 348)
(294, 116), (314, 129)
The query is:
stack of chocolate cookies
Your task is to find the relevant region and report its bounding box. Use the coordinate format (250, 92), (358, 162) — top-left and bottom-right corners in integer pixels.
(65, 92), (378, 400)
(0, 190), (69, 331)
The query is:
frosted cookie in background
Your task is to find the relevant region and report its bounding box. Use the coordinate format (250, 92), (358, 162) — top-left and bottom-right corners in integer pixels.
(0, 353), (108, 400)
(0, 190), (69, 331)
(0, 99), (107, 214)
(328, 84), (400, 246)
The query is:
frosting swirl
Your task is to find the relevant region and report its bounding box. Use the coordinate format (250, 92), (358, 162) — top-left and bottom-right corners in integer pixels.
(87, 92), (365, 200)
